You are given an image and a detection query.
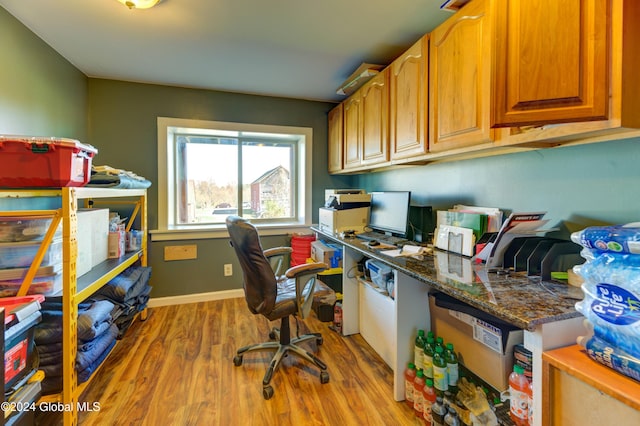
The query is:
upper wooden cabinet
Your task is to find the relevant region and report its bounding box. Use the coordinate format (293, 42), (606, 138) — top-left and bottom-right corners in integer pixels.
(343, 94), (362, 170)
(390, 35), (429, 163)
(342, 69), (390, 171)
(493, 0), (609, 127)
(361, 69), (390, 167)
(429, 0), (495, 152)
(327, 103), (343, 173)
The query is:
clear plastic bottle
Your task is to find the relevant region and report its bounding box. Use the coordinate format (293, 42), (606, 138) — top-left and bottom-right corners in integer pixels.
(571, 225), (640, 254)
(445, 342), (459, 394)
(415, 329), (426, 367)
(422, 378), (437, 425)
(508, 364), (530, 426)
(422, 335), (435, 379)
(404, 362), (417, 408)
(444, 406), (460, 426)
(431, 396), (447, 426)
(413, 369), (426, 418)
(433, 345), (448, 396)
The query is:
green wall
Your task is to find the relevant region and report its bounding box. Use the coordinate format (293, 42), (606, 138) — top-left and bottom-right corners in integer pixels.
(0, 7), (87, 140)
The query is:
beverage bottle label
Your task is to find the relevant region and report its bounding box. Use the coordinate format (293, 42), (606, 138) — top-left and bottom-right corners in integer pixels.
(422, 354), (434, 378)
(509, 388), (528, 421)
(405, 378), (414, 403)
(433, 366), (448, 392)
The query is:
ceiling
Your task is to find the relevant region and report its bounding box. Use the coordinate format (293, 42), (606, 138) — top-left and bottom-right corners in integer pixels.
(1, 0), (454, 102)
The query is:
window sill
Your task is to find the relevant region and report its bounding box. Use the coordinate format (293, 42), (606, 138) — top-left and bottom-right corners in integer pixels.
(150, 223), (314, 241)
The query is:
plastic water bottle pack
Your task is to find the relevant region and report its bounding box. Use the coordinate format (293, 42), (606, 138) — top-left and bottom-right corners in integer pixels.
(572, 225), (640, 366)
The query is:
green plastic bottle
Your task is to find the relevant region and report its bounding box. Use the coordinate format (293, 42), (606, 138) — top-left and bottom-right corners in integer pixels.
(422, 336), (435, 379)
(414, 329), (426, 367)
(445, 342), (459, 394)
(433, 345), (448, 395)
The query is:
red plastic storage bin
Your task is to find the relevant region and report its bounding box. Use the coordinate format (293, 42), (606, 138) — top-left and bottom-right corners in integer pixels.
(0, 136), (97, 188)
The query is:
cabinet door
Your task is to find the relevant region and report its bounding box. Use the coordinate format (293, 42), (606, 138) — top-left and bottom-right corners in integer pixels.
(343, 94), (362, 170)
(390, 35), (429, 161)
(493, 0), (609, 127)
(361, 70), (390, 166)
(429, 0), (494, 152)
(328, 103), (344, 173)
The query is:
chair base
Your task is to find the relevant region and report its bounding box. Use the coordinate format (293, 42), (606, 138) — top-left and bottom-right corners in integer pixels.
(233, 316), (329, 399)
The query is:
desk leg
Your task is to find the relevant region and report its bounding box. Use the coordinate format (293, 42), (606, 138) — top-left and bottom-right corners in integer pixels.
(394, 271), (431, 401)
(524, 317), (585, 426)
(341, 247), (362, 336)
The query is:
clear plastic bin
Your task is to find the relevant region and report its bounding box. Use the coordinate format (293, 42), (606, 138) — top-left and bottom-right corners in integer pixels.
(0, 239), (62, 269)
(0, 273), (62, 297)
(0, 217), (60, 243)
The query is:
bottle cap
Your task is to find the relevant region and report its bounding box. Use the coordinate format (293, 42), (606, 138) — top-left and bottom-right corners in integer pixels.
(514, 364), (525, 374)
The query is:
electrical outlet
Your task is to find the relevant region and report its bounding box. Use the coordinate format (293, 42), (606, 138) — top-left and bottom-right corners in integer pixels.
(224, 264), (233, 276)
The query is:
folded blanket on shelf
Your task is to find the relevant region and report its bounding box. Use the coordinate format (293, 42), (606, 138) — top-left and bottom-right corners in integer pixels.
(36, 300), (115, 344)
(86, 165), (152, 189)
(38, 323), (118, 377)
(94, 266), (151, 303)
(40, 337), (118, 395)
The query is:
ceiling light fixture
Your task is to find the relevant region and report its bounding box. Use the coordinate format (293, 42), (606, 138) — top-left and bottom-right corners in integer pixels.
(117, 0), (161, 9)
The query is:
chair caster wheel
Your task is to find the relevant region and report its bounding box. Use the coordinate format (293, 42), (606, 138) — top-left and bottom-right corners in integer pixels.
(317, 336), (324, 346)
(233, 355), (243, 366)
(263, 385), (274, 400)
(269, 330), (277, 340)
(320, 371), (330, 384)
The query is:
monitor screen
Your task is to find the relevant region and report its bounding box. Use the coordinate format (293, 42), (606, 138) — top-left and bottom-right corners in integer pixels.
(368, 191), (411, 237)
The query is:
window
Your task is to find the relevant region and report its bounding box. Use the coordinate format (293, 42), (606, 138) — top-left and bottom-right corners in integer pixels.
(156, 117), (313, 239)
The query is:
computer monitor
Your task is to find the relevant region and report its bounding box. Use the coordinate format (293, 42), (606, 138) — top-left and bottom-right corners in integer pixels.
(368, 191), (411, 238)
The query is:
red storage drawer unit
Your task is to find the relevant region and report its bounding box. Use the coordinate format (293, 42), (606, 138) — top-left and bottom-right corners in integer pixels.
(0, 136), (97, 188)
(2, 295), (44, 392)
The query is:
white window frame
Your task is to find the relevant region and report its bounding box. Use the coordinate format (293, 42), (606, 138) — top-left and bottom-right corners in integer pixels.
(153, 117), (313, 241)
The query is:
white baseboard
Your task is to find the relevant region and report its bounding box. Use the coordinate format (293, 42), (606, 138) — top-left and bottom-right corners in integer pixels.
(148, 289), (244, 308)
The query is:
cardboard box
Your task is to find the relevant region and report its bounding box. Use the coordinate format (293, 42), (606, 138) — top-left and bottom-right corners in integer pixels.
(310, 240), (342, 268)
(77, 209), (109, 275)
(429, 293), (523, 391)
(108, 230), (126, 259)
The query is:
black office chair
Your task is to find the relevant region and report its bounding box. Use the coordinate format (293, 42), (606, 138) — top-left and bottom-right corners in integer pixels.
(225, 215), (331, 399)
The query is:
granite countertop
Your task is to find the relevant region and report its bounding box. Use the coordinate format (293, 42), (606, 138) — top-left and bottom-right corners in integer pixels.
(312, 228), (584, 331)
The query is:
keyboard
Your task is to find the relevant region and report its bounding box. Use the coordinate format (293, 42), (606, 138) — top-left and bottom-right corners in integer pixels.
(356, 231), (408, 246)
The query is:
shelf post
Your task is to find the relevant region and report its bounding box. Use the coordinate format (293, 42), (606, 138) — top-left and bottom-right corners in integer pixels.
(61, 188), (79, 426)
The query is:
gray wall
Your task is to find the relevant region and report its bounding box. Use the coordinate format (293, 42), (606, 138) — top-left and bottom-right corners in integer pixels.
(87, 79), (346, 297)
(0, 8), (87, 140)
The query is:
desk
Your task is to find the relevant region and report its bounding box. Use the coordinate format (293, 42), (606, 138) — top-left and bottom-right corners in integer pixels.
(312, 227), (586, 426)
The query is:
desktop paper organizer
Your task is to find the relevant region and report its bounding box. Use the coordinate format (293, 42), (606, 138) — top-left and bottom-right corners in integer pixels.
(498, 237), (583, 280)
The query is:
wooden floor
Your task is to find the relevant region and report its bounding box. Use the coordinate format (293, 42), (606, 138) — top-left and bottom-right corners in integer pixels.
(62, 298), (421, 425)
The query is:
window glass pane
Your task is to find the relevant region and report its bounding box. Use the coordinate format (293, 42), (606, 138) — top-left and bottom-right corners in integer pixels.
(242, 142), (294, 220)
(158, 117), (312, 233)
(176, 135), (238, 224)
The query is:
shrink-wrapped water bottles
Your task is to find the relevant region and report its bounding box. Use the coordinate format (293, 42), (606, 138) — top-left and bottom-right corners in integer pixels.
(572, 225), (640, 378)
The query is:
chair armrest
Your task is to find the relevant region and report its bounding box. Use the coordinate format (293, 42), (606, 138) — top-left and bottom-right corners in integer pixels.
(263, 247), (293, 258)
(285, 262), (328, 319)
(285, 262), (328, 279)
(263, 247), (293, 277)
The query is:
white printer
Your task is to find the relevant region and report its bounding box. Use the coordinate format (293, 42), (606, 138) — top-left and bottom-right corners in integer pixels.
(319, 189), (371, 235)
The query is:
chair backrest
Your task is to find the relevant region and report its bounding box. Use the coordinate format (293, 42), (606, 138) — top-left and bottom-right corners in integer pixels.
(226, 215), (277, 316)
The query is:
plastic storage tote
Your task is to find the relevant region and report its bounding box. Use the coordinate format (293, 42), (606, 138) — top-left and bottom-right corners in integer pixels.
(0, 136), (97, 187)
